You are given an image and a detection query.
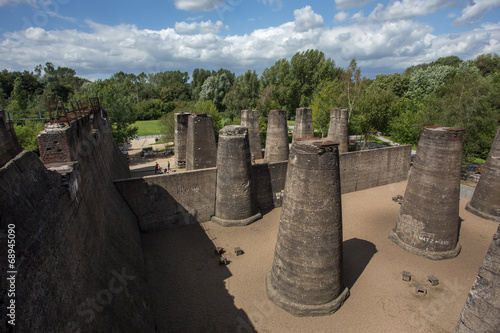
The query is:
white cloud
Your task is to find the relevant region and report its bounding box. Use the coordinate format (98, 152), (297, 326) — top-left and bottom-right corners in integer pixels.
(334, 11), (349, 23)
(174, 0), (225, 12)
(454, 0), (500, 26)
(257, 0), (283, 11)
(294, 6), (324, 32)
(1, 12), (499, 78)
(335, 0), (372, 10)
(0, 0), (37, 7)
(365, 0), (458, 22)
(175, 20), (226, 35)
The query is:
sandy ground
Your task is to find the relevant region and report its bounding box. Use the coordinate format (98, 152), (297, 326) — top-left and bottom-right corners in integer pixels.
(140, 180), (499, 333)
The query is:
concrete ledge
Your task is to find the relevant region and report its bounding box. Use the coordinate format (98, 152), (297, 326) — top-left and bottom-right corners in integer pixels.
(388, 229), (461, 260)
(211, 212), (262, 227)
(465, 202), (500, 223)
(265, 271), (350, 317)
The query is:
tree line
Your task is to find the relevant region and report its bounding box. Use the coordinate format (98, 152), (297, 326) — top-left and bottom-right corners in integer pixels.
(1, 50), (499, 161)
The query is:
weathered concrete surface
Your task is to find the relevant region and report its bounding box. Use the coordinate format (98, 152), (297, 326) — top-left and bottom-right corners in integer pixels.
(0, 110), (21, 167)
(389, 127), (465, 260)
(339, 145), (412, 194)
(0, 112), (155, 332)
(115, 145), (412, 232)
(466, 125), (500, 222)
(241, 109), (262, 159)
(186, 113), (217, 170)
(266, 139), (349, 316)
(211, 125), (261, 227)
(251, 161), (288, 212)
(174, 112), (190, 167)
(115, 168), (217, 232)
(455, 224), (500, 333)
(292, 107), (313, 142)
(264, 109), (289, 163)
(327, 108), (349, 153)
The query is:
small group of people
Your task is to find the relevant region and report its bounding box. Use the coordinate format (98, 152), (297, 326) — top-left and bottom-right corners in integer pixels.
(155, 161), (171, 175)
(163, 148), (174, 157)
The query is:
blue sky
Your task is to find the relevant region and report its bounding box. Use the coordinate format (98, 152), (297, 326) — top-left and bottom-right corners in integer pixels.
(1, 0), (500, 80)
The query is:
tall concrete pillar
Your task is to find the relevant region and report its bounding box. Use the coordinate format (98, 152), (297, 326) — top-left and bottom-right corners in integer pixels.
(292, 107), (313, 142)
(266, 138), (349, 316)
(186, 114), (217, 171)
(388, 126), (466, 260)
(241, 109), (262, 159)
(211, 125), (262, 227)
(466, 125), (500, 222)
(264, 109), (289, 163)
(174, 112), (190, 167)
(327, 108), (349, 153)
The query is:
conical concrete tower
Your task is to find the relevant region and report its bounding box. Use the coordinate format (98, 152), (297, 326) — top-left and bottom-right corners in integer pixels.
(174, 112), (190, 168)
(266, 138), (349, 316)
(327, 108), (349, 153)
(292, 107), (313, 142)
(466, 125), (500, 222)
(264, 109), (289, 163)
(211, 125), (262, 227)
(389, 126), (466, 260)
(241, 109), (262, 159)
(186, 114), (217, 171)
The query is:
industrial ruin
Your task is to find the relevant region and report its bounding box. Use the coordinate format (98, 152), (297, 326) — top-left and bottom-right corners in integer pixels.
(1, 104), (499, 332)
(389, 127), (465, 260)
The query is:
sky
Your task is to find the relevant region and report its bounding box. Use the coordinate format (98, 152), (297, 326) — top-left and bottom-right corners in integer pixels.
(0, 0), (500, 80)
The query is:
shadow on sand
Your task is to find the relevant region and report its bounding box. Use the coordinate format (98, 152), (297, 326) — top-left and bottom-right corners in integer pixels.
(343, 238), (378, 289)
(141, 215), (256, 332)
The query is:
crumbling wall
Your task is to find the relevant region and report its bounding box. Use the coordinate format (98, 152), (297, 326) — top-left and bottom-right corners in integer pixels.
(0, 110), (22, 168)
(0, 112), (155, 332)
(340, 145), (412, 194)
(115, 168), (217, 232)
(455, 224), (500, 333)
(115, 145), (411, 232)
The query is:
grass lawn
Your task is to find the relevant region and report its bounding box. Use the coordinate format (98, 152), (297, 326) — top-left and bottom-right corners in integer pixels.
(134, 120), (161, 136)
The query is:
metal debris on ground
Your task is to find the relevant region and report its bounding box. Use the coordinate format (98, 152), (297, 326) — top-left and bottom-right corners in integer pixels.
(392, 195), (404, 204)
(234, 247), (244, 256)
(416, 284), (427, 295)
(428, 275), (439, 286)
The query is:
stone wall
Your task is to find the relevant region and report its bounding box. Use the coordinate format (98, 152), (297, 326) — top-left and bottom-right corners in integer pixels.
(115, 168), (217, 232)
(0, 111), (155, 332)
(455, 224), (500, 333)
(252, 161), (288, 212)
(115, 145), (411, 232)
(0, 110), (22, 168)
(340, 145), (412, 194)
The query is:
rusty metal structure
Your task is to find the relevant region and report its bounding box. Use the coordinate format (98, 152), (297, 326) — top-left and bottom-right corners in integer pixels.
(47, 97), (101, 124)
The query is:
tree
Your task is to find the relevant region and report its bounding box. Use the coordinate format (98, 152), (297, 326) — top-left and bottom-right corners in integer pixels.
(427, 62), (498, 161)
(342, 58), (365, 122)
(474, 53), (500, 76)
(355, 84), (397, 145)
(14, 121), (46, 153)
(199, 71), (233, 111)
(261, 50), (342, 119)
(310, 80), (343, 137)
(191, 68), (214, 101)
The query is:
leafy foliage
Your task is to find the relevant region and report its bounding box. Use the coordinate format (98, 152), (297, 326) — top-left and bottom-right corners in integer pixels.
(2, 52), (499, 161)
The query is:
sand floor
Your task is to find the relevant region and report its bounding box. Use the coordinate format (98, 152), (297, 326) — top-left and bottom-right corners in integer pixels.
(140, 180), (498, 333)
